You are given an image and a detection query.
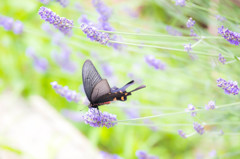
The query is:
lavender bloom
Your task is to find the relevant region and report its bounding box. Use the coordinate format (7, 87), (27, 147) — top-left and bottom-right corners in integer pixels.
(92, 0), (112, 21)
(193, 122), (204, 135)
(166, 26), (182, 36)
(101, 63), (113, 77)
(178, 130), (187, 138)
(205, 101), (216, 110)
(100, 151), (122, 159)
(2, 17), (14, 30)
(83, 108), (117, 128)
(184, 43), (192, 53)
(50, 81), (81, 102)
(217, 78), (239, 95)
(40, 0), (50, 4)
(185, 104), (197, 117)
(52, 46), (77, 73)
(56, 0), (69, 7)
(26, 48), (48, 72)
(175, 0), (185, 7)
(145, 55), (167, 70)
(215, 15), (226, 22)
(218, 53), (226, 64)
(61, 109), (84, 122)
(136, 150), (159, 159)
(78, 15), (93, 26)
(13, 20), (24, 34)
(80, 23), (109, 45)
(218, 26), (240, 46)
(186, 17), (195, 28)
(208, 150), (216, 158)
(38, 6), (73, 35)
(190, 29), (198, 37)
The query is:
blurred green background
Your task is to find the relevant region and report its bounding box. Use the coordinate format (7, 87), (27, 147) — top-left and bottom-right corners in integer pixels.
(1, 0), (240, 158)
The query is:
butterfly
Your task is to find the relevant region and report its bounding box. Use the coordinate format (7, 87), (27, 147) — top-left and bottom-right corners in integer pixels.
(82, 60), (146, 109)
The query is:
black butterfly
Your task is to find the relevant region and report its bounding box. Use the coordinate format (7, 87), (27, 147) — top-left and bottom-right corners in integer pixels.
(82, 60), (146, 109)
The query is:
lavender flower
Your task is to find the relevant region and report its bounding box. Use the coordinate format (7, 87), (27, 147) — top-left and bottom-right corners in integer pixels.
(185, 104), (197, 117)
(190, 29), (198, 37)
(100, 151), (122, 159)
(101, 63), (113, 77)
(136, 150), (159, 159)
(83, 108), (117, 128)
(26, 47), (48, 72)
(193, 122), (204, 135)
(145, 55), (167, 70)
(218, 53), (226, 64)
(0, 15), (24, 34)
(175, 0), (186, 7)
(39, 0), (50, 4)
(218, 26), (240, 46)
(217, 78), (239, 95)
(13, 20), (24, 34)
(38, 6), (73, 35)
(78, 15), (93, 26)
(56, 0), (69, 7)
(178, 130), (187, 138)
(2, 17), (14, 30)
(52, 46), (77, 73)
(205, 101), (215, 110)
(186, 17), (195, 28)
(92, 0), (112, 21)
(166, 25), (182, 36)
(80, 23), (109, 45)
(50, 81), (81, 102)
(61, 109), (84, 122)
(184, 43), (192, 53)
(215, 15), (226, 22)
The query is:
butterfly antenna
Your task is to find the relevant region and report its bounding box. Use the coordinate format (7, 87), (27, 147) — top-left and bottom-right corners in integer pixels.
(129, 85), (146, 93)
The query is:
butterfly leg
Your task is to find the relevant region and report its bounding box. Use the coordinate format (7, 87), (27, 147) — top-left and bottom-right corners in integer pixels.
(97, 106), (102, 121)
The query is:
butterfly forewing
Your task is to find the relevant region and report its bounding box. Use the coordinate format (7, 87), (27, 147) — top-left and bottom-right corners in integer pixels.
(91, 79), (111, 103)
(82, 60), (102, 102)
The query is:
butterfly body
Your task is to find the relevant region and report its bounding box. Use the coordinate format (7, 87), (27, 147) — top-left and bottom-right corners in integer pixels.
(82, 60), (145, 109)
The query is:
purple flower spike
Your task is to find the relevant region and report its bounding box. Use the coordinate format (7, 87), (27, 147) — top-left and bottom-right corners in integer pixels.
(13, 20), (24, 34)
(185, 104), (197, 117)
(218, 53), (226, 64)
(2, 17), (14, 30)
(80, 23), (109, 45)
(56, 0), (69, 8)
(26, 47), (48, 72)
(186, 17), (195, 28)
(136, 150), (159, 159)
(40, 0), (50, 4)
(50, 81), (81, 103)
(38, 6), (73, 35)
(145, 55), (167, 70)
(175, 0), (186, 7)
(205, 100), (216, 110)
(100, 151), (122, 159)
(218, 26), (240, 46)
(178, 130), (187, 138)
(92, 0), (112, 21)
(193, 122), (204, 135)
(184, 43), (192, 53)
(166, 25), (182, 36)
(217, 78), (239, 95)
(215, 15), (226, 22)
(83, 108), (117, 128)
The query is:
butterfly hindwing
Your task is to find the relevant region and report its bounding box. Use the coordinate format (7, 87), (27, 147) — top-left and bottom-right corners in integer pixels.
(94, 91), (130, 104)
(82, 60), (102, 102)
(91, 79), (111, 103)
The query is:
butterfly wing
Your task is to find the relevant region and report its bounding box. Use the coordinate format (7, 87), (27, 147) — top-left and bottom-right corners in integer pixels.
(82, 60), (102, 103)
(91, 79), (111, 103)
